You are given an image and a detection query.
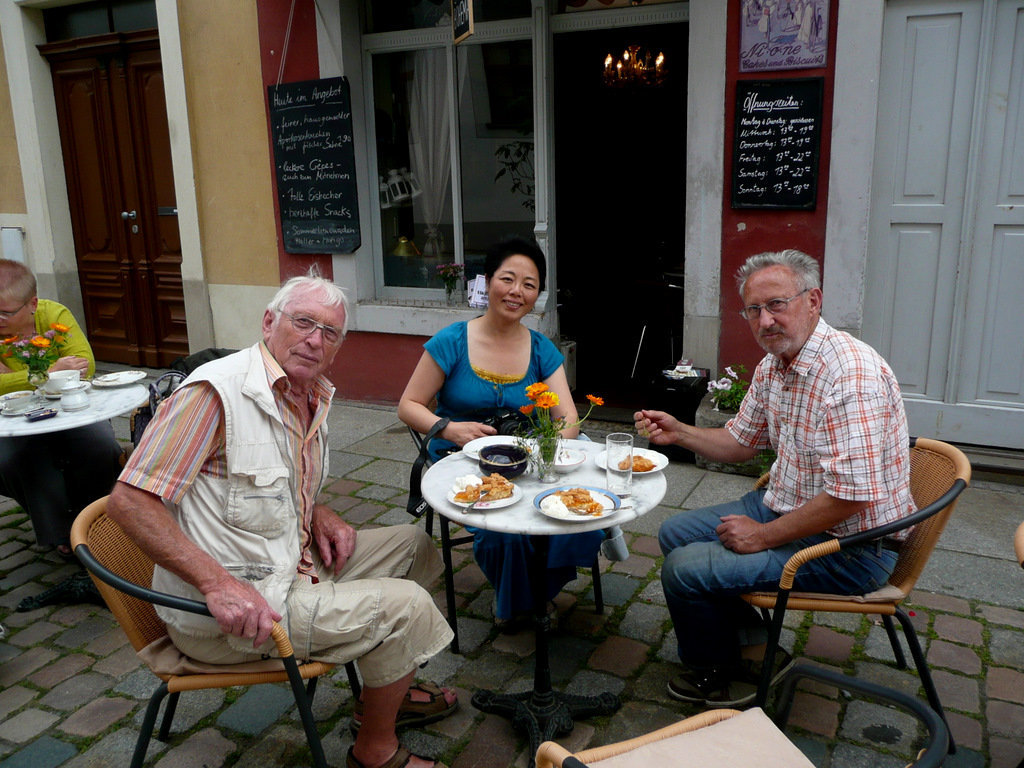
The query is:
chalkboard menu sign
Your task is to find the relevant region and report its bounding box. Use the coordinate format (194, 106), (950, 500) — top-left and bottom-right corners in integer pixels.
(731, 78), (823, 209)
(452, 0), (473, 44)
(268, 77), (361, 254)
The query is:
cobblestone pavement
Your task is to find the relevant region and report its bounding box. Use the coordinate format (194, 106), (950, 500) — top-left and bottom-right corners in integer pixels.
(1, 384), (1022, 767)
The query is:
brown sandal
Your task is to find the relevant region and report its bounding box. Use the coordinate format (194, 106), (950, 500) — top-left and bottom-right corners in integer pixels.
(351, 681), (458, 734)
(346, 745), (447, 768)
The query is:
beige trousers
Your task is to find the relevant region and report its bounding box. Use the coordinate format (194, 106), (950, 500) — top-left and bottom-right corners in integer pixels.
(169, 524), (453, 688)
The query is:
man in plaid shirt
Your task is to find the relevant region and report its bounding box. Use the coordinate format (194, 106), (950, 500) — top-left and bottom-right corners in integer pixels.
(635, 249), (914, 708)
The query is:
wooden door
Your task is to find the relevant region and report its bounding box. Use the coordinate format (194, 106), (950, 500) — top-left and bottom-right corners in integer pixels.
(864, 0), (1024, 449)
(40, 31), (187, 367)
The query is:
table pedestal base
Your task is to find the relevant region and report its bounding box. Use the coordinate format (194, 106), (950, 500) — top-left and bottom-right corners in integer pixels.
(471, 688), (620, 763)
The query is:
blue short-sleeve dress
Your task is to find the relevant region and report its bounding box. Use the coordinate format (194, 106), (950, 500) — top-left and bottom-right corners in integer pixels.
(424, 321), (602, 620)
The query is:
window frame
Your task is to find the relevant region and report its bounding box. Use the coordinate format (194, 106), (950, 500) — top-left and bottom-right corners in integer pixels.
(362, 21), (534, 304)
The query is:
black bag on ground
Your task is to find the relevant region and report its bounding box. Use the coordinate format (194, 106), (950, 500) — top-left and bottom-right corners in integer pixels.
(129, 371), (186, 447)
(170, 347), (237, 376)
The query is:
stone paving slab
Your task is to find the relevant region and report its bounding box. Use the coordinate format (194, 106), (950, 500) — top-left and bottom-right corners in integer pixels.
(0, 398), (1022, 767)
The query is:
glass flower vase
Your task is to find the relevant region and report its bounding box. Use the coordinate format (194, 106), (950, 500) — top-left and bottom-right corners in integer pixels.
(444, 285), (463, 306)
(26, 368), (48, 392)
(533, 435), (560, 483)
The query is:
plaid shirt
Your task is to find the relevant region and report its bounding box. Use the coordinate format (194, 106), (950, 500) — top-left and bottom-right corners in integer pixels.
(120, 343), (333, 581)
(727, 319), (915, 537)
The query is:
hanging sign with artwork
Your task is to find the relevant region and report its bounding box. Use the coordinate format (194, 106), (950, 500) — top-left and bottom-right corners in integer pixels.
(740, 0), (829, 73)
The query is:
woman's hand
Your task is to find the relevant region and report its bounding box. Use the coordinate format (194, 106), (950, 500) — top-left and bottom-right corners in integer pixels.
(49, 356), (89, 374)
(442, 420), (497, 446)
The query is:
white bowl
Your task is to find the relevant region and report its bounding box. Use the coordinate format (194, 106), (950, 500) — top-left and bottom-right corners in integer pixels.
(554, 447), (587, 474)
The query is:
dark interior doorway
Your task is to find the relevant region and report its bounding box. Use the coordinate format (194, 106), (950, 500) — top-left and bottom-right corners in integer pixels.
(554, 23), (687, 409)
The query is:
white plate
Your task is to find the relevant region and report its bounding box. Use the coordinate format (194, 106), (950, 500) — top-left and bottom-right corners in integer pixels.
(43, 381), (92, 400)
(447, 483), (523, 510)
(462, 435), (524, 460)
(534, 486), (621, 522)
(593, 447), (669, 474)
(92, 370), (147, 388)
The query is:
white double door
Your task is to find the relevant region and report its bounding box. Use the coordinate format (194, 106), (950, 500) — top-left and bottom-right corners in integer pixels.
(864, 0), (1024, 449)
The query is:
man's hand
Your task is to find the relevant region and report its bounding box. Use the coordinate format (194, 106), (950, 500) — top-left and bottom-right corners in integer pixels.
(716, 514), (769, 554)
(312, 505), (356, 574)
(49, 356), (89, 374)
(204, 575), (282, 648)
(634, 409), (682, 446)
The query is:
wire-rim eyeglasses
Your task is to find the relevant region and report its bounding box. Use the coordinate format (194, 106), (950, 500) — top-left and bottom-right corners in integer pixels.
(738, 288), (809, 321)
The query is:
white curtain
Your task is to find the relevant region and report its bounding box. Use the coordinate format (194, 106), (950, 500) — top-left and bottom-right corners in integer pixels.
(408, 49), (451, 258)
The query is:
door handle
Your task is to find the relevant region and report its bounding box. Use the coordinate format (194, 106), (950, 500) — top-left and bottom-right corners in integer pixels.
(121, 210), (137, 220)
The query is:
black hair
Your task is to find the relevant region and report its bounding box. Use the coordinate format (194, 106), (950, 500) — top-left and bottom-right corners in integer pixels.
(484, 237), (547, 292)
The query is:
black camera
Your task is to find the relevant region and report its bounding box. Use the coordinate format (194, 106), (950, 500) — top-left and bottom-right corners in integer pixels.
(478, 409), (529, 436)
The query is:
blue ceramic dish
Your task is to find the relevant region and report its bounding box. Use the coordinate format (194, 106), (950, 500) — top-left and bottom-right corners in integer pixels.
(478, 443), (529, 479)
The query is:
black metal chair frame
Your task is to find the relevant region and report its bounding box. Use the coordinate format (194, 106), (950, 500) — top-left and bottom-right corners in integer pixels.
(750, 438), (970, 755)
(545, 664), (949, 768)
(74, 541), (360, 768)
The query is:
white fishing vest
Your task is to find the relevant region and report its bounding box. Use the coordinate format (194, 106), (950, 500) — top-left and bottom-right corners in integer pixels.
(152, 344), (329, 649)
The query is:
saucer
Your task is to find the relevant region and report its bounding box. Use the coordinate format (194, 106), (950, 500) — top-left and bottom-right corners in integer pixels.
(43, 381), (92, 400)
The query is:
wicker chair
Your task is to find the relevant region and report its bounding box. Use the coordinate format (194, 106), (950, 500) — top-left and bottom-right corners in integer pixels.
(71, 496), (357, 768)
(742, 437), (970, 751)
(536, 664), (948, 768)
(1015, 519), (1024, 569)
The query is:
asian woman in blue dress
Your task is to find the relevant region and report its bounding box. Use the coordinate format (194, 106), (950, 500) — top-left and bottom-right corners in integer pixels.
(399, 237), (603, 629)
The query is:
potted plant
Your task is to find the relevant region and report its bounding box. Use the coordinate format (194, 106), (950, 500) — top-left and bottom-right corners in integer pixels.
(695, 364), (765, 476)
(436, 262), (465, 305)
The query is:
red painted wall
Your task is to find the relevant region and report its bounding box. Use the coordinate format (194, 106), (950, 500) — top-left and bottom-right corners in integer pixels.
(718, 0), (838, 375)
(255, 0), (334, 283)
(327, 332), (428, 403)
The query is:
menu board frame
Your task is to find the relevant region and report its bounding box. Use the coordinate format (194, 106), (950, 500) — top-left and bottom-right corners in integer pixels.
(731, 77), (823, 210)
(267, 76), (361, 254)
(453, 0), (473, 44)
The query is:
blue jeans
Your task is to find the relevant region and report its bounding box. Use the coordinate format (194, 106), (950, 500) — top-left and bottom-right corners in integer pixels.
(659, 490), (897, 670)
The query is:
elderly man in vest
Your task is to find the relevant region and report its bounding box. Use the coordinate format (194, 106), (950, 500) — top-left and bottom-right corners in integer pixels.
(108, 274), (456, 768)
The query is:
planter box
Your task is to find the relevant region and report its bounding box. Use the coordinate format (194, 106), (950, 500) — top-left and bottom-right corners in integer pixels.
(694, 392), (764, 477)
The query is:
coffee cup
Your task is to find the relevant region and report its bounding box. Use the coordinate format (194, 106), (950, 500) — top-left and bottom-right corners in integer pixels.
(44, 369), (79, 394)
(59, 382), (89, 411)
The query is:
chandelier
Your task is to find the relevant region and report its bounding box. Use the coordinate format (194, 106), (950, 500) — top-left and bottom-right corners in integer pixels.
(602, 45), (667, 88)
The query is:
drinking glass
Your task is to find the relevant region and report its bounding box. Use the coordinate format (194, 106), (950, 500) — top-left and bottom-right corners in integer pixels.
(605, 432), (633, 497)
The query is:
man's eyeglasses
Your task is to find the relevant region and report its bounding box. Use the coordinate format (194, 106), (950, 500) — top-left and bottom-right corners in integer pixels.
(0, 298), (30, 320)
(738, 288), (809, 321)
(282, 312), (343, 345)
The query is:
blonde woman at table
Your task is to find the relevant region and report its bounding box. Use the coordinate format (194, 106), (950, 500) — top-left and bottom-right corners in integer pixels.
(0, 260), (122, 558)
(399, 237), (603, 630)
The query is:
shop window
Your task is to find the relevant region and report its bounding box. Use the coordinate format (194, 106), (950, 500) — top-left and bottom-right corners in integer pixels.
(43, 0), (157, 41)
(365, 0), (529, 34)
(373, 39), (534, 294)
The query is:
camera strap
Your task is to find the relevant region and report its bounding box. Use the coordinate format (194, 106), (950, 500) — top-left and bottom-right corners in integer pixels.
(407, 417), (451, 519)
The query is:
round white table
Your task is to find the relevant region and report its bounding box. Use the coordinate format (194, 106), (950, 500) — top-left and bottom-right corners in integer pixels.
(0, 383), (148, 437)
(421, 439), (667, 764)
(4, 382), (149, 614)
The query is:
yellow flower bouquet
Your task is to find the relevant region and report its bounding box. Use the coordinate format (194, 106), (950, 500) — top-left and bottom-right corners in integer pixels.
(1, 323), (71, 388)
(519, 383), (603, 481)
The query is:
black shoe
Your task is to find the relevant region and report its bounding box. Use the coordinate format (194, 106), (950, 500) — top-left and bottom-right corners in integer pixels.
(737, 648), (796, 689)
(667, 665), (757, 708)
